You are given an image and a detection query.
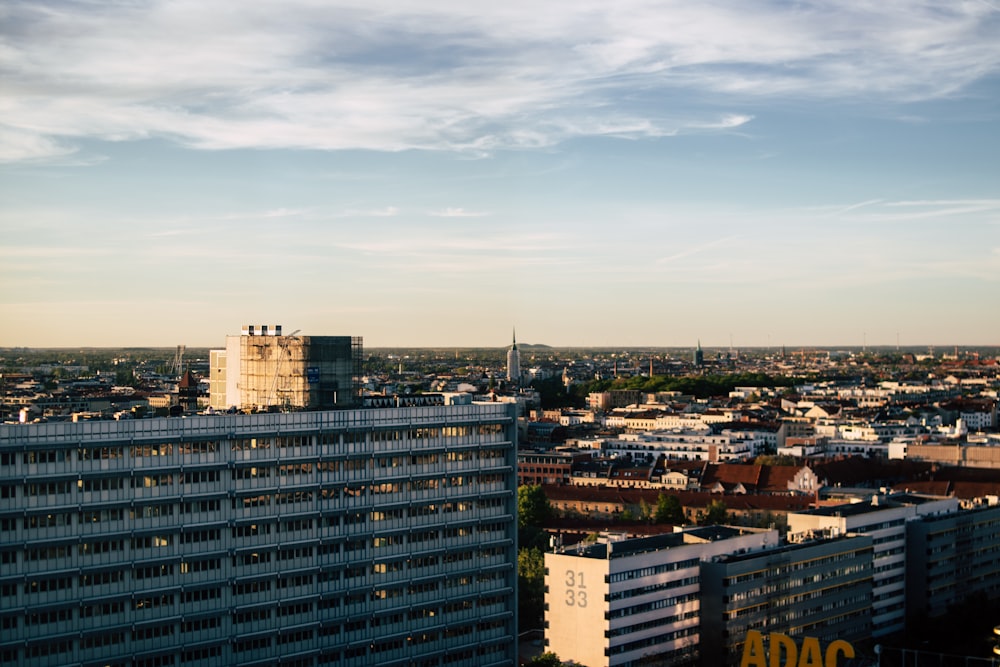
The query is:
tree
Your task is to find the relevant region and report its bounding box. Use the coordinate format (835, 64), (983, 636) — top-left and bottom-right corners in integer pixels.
(519, 485), (551, 530)
(526, 652), (562, 667)
(699, 500), (729, 526)
(653, 493), (686, 525)
(638, 497), (653, 521)
(518, 547), (546, 632)
(518, 485), (552, 550)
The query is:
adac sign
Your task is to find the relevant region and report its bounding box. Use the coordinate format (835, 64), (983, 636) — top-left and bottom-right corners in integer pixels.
(741, 631), (855, 667)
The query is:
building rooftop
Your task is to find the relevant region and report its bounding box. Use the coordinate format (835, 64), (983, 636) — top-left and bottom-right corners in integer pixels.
(803, 493), (942, 518)
(557, 525), (752, 560)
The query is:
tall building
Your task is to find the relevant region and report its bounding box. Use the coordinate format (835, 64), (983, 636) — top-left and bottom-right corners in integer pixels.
(211, 325), (363, 412)
(700, 533), (874, 665)
(786, 493), (958, 638)
(506, 329), (520, 385)
(906, 502), (1000, 623)
(544, 527), (778, 667)
(0, 402), (519, 667)
(693, 341), (703, 368)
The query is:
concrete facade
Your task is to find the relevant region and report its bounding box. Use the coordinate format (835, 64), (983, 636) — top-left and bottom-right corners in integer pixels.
(786, 494), (958, 638)
(700, 535), (873, 666)
(905, 502), (1000, 622)
(544, 527), (778, 667)
(0, 403), (519, 667)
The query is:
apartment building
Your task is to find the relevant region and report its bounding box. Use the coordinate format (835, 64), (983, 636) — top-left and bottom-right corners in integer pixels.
(600, 430), (758, 463)
(700, 533), (873, 665)
(0, 403), (519, 667)
(544, 526), (778, 667)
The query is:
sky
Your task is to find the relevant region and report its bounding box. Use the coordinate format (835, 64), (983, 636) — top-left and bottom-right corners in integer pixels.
(2, 1), (999, 349)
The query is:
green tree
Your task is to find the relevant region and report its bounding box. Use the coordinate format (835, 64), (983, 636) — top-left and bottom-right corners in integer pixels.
(653, 493), (686, 524)
(518, 485), (552, 550)
(699, 500), (729, 526)
(518, 485), (551, 530)
(518, 547), (546, 632)
(526, 652), (562, 667)
(638, 497), (653, 521)
(754, 454), (797, 466)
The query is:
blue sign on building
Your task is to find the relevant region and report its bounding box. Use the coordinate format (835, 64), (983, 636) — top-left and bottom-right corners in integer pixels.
(307, 367), (321, 384)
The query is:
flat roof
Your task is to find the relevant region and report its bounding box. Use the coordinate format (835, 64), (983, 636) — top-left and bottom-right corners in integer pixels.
(555, 525), (750, 560)
(802, 493), (943, 518)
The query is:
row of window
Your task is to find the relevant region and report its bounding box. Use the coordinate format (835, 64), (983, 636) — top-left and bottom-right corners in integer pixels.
(2, 472), (510, 501)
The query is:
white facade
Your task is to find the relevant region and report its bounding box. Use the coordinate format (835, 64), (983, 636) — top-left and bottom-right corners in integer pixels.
(545, 527), (779, 667)
(600, 429), (758, 463)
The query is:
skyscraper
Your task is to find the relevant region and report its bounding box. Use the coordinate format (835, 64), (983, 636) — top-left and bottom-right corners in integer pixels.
(0, 402), (519, 667)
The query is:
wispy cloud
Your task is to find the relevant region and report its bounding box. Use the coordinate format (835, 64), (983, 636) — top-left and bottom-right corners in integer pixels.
(656, 235), (742, 264)
(427, 208), (489, 218)
(2, 1), (996, 162)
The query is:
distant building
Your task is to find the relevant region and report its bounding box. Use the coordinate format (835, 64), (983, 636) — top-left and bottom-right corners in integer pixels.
(211, 325), (363, 411)
(506, 329), (520, 385)
(693, 340), (704, 367)
(517, 450), (590, 486)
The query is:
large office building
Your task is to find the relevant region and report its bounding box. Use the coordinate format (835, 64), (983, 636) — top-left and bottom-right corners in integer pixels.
(0, 402), (519, 667)
(905, 502), (1000, 622)
(700, 533), (874, 665)
(786, 493), (958, 638)
(210, 325), (363, 412)
(544, 526), (778, 667)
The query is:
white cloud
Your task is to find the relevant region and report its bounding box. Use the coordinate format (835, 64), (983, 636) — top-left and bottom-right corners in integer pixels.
(427, 208), (489, 218)
(0, 1), (997, 161)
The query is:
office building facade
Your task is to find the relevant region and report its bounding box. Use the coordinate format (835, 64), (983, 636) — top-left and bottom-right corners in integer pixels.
(786, 493), (958, 638)
(0, 403), (518, 667)
(700, 534), (873, 665)
(905, 502), (1000, 622)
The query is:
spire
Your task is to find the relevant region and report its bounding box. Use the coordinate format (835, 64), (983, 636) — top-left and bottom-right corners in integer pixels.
(512, 327), (517, 350)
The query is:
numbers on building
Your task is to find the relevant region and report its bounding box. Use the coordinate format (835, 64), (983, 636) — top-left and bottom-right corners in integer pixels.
(564, 570), (587, 607)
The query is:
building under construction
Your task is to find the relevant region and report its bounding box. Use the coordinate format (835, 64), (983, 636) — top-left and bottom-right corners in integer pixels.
(210, 324), (362, 411)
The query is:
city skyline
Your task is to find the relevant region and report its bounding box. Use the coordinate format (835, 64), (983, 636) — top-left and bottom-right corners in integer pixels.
(2, 1), (999, 348)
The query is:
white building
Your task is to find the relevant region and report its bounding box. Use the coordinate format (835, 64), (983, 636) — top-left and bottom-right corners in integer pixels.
(545, 527), (778, 667)
(599, 429), (759, 462)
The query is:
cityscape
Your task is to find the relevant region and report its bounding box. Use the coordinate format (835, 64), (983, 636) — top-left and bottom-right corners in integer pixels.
(2, 329), (1000, 666)
(2, 2), (999, 667)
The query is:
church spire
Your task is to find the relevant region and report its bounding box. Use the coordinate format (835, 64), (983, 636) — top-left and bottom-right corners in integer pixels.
(507, 327), (521, 385)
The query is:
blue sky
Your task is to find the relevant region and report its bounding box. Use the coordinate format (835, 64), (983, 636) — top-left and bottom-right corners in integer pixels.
(2, 1), (999, 348)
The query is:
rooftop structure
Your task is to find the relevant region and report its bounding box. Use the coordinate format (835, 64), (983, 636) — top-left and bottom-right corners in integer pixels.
(212, 325), (363, 412)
